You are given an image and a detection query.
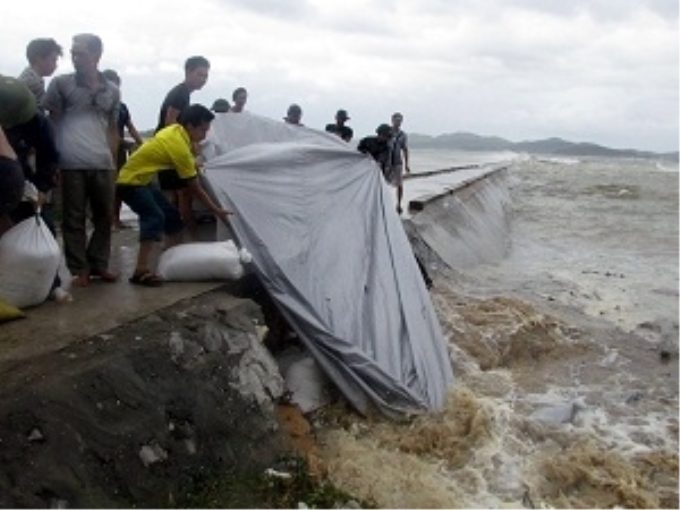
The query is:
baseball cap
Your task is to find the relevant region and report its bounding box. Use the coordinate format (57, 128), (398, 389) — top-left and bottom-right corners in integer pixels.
(0, 76), (37, 128)
(336, 109), (350, 120)
(211, 98), (230, 113)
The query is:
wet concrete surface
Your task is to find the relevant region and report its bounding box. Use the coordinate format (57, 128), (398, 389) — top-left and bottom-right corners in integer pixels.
(1, 164), (505, 367)
(0, 223), (223, 367)
(402, 163), (508, 218)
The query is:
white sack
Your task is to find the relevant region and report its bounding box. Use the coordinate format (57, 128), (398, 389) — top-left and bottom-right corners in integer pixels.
(0, 215), (60, 308)
(157, 240), (249, 281)
(284, 357), (332, 414)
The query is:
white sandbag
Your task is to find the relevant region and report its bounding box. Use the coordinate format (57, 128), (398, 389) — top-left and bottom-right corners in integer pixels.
(57, 257), (73, 291)
(0, 215), (61, 308)
(284, 356), (332, 414)
(157, 240), (250, 281)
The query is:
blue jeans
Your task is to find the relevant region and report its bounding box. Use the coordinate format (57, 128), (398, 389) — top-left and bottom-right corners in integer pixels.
(117, 185), (183, 242)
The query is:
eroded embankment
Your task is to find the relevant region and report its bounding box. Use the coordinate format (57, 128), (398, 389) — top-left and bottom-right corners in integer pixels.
(0, 281), (296, 508)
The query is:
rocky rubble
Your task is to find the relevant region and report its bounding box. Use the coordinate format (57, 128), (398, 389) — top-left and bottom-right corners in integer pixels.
(0, 285), (296, 508)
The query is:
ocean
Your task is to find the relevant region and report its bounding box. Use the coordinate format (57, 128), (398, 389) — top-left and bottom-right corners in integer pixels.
(315, 149), (679, 508)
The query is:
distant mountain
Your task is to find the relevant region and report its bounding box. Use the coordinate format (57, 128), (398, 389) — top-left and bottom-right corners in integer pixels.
(408, 132), (679, 161)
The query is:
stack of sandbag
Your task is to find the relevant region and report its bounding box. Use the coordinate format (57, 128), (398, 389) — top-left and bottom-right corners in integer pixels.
(0, 215), (60, 308)
(157, 240), (252, 281)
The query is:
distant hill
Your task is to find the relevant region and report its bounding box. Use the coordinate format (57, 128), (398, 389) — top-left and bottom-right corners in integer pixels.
(408, 132), (679, 162)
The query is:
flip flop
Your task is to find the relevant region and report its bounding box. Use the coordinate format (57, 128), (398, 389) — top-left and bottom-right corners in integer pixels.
(129, 271), (164, 287)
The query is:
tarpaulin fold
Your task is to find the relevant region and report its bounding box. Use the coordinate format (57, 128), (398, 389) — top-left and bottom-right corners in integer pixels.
(203, 112), (454, 418)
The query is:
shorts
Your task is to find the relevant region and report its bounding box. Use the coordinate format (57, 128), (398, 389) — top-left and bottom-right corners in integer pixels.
(0, 156), (25, 215)
(383, 163), (404, 187)
(157, 168), (189, 190)
(117, 184), (184, 242)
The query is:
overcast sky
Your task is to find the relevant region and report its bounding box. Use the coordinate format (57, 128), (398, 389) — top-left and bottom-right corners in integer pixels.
(1, 0), (678, 152)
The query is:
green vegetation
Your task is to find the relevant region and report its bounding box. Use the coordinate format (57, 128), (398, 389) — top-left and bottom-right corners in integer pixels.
(409, 132), (679, 160)
(175, 454), (375, 509)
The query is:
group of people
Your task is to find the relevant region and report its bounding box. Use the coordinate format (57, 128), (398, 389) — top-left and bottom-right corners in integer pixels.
(209, 92), (412, 215)
(0, 34), (221, 296)
(286, 105), (412, 214)
(1, 31), (414, 304)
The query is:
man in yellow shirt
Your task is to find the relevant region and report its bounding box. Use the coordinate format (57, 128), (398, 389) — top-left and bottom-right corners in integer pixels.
(116, 104), (231, 286)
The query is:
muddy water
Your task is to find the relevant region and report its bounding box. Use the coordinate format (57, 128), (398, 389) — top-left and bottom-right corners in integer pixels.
(313, 153), (679, 508)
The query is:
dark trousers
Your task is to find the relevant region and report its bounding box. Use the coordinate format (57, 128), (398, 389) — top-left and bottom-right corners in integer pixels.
(61, 169), (114, 274)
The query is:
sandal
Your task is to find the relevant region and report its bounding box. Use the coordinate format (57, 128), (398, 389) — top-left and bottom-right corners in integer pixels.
(129, 271), (164, 287)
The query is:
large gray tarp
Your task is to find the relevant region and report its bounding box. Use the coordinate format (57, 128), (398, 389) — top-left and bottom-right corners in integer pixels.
(202, 112), (454, 419)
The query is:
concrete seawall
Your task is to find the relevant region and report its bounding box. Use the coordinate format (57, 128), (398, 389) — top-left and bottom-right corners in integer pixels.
(403, 163), (512, 273)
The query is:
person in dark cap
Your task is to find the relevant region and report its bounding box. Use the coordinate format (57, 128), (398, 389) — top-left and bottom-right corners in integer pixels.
(0, 76), (40, 234)
(211, 98), (230, 113)
(1, 76), (68, 299)
(2, 76), (58, 206)
(0, 127), (24, 237)
(0, 75), (38, 129)
(357, 123), (392, 175)
(0, 77), (33, 236)
(284, 103), (303, 125)
(325, 109), (353, 142)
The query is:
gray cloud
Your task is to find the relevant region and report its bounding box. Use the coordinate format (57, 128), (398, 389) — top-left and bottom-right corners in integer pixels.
(1, 0), (676, 151)
(224, 0), (311, 19)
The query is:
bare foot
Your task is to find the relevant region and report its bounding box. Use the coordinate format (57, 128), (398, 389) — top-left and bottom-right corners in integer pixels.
(71, 272), (90, 287)
(90, 269), (119, 283)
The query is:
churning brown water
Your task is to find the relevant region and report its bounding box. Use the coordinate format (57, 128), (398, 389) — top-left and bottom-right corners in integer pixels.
(313, 153), (678, 508)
